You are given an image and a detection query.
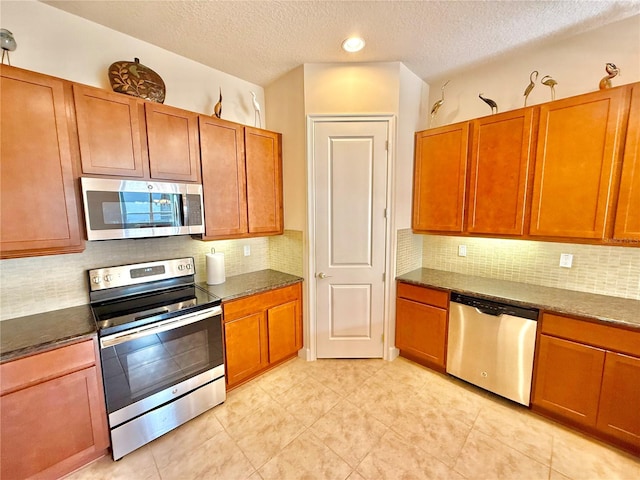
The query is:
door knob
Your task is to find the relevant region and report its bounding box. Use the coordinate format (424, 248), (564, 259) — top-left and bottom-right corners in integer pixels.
(316, 272), (332, 279)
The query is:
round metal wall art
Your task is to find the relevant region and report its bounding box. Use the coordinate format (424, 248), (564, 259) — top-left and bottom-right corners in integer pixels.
(108, 57), (166, 103)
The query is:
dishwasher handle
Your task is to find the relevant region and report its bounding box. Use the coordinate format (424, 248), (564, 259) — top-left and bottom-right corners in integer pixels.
(451, 292), (538, 321)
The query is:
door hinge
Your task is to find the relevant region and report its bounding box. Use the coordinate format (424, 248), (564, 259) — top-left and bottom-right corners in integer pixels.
(381, 333), (385, 343)
(383, 208), (387, 218)
(382, 272), (386, 282)
(385, 140), (389, 151)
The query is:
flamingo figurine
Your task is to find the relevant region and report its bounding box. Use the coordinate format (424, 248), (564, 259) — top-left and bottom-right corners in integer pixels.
(213, 88), (222, 118)
(430, 80), (450, 126)
(599, 63), (620, 90)
(478, 93), (498, 114)
(541, 75), (557, 101)
(251, 91), (262, 128)
(523, 70), (538, 106)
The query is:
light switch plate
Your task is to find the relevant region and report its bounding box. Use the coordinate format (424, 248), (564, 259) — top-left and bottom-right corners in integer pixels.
(458, 245), (467, 257)
(559, 253), (573, 268)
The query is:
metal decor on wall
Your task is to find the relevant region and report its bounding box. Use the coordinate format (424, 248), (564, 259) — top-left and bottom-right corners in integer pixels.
(478, 93), (498, 114)
(108, 57), (166, 103)
(523, 70), (538, 106)
(599, 63), (620, 90)
(430, 80), (450, 126)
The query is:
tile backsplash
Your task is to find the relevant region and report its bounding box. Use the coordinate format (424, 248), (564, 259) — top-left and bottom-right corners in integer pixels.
(0, 231), (304, 321)
(415, 232), (640, 300)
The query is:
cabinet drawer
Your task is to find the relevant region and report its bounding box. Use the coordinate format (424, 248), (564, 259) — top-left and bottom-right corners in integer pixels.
(1, 339), (96, 395)
(397, 282), (448, 308)
(223, 283), (301, 322)
(541, 313), (640, 357)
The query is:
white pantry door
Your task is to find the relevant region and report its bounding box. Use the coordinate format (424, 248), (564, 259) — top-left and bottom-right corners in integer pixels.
(312, 118), (389, 358)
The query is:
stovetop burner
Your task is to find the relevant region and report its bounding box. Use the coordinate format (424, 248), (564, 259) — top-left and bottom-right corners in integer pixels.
(88, 257), (220, 336)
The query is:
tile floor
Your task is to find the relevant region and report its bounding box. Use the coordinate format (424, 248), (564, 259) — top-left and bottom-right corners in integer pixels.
(68, 357), (640, 480)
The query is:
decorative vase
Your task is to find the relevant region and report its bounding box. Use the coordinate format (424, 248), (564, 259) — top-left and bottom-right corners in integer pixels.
(108, 57), (166, 103)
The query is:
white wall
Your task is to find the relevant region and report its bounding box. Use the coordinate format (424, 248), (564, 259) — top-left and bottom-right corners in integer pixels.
(427, 14), (640, 125)
(1, 0), (264, 124)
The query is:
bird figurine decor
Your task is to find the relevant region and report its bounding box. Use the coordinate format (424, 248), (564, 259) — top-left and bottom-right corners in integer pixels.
(250, 91), (262, 128)
(599, 63), (620, 90)
(523, 70), (538, 106)
(213, 88), (222, 118)
(430, 80), (450, 126)
(0, 28), (17, 65)
(540, 75), (558, 101)
(478, 93), (498, 114)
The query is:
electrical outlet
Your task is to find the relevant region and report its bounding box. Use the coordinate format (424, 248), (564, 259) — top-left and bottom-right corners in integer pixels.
(243, 245), (250, 257)
(458, 245), (467, 257)
(559, 253), (573, 268)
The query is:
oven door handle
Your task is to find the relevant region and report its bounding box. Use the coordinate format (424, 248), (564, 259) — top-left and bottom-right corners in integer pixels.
(100, 305), (222, 349)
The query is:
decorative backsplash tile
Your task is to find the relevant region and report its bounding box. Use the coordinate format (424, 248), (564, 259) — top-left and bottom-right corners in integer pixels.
(396, 228), (423, 276)
(420, 234), (640, 300)
(269, 230), (304, 277)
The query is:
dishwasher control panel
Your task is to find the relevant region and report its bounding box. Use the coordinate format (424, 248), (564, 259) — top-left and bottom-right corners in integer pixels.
(450, 293), (538, 320)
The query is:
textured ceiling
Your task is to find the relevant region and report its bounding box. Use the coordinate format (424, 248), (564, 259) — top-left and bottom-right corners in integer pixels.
(43, 1), (640, 86)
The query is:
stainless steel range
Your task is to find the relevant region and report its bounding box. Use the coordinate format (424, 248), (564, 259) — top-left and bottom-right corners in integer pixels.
(89, 257), (225, 460)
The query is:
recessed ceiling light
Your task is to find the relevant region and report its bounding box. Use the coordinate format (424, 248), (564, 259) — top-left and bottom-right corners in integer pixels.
(342, 36), (365, 53)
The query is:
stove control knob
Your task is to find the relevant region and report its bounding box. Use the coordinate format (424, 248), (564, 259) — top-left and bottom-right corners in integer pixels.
(186, 264), (192, 270)
(104, 274), (113, 283)
(178, 264), (184, 271)
(92, 276), (101, 284)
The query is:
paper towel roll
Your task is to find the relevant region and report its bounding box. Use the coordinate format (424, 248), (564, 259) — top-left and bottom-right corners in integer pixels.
(206, 252), (225, 285)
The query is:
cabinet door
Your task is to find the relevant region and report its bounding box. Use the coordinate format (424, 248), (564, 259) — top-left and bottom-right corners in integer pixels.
(0, 366), (109, 480)
(73, 84), (145, 177)
(267, 299), (302, 364)
(529, 88), (627, 239)
(412, 122), (469, 232)
(395, 297), (447, 370)
(614, 83), (640, 241)
(468, 108), (535, 235)
(245, 127), (284, 235)
(597, 351), (640, 449)
(224, 312), (268, 387)
(532, 335), (605, 428)
(199, 116), (248, 238)
(145, 103), (200, 182)
(1, 67), (83, 258)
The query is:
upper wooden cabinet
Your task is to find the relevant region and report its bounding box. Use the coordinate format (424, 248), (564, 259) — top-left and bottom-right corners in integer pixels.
(412, 122), (469, 233)
(529, 87), (627, 239)
(199, 117), (283, 240)
(613, 83), (640, 241)
(145, 102), (200, 182)
(0, 66), (84, 258)
(245, 126), (284, 235)
(73, 84), (145, 177)
(467, 108), (536, 235)
(74, 85), (200, 182)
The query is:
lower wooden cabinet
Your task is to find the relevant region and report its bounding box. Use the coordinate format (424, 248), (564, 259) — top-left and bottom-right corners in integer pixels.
(223, 283), (303, 389)
(0, 339), (109, 479)
(395, 282), (449, 372)
(532, 312), (640, 454)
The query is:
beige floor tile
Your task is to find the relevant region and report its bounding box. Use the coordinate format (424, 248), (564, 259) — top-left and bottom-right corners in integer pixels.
(147, 408), (224, 469)
(356, 430), (464, 480)
(346, 373), (420, 427)
(258, 430), (352, 480)
(454, 428), (550, 480)
(390, 397), (472, 467)
(276, 375), (341, 427)
(472, 401), (554, 465)
(256, 357), (311, 397)
(160, 430), (255, 480)
(549, 469), (571, 480)
(224, 398), (306, 468)
(551, 428), (640, 480)
(67, 445), (159, 480)
(346, 471), (367, 480)
(311, 398), (389, 468)
(307, 359), (382, 396)
(214, 380), (274, 429)
(379, 356), (435, 389)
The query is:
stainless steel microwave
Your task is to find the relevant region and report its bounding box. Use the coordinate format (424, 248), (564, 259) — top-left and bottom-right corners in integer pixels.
(81, 177), (204, 241)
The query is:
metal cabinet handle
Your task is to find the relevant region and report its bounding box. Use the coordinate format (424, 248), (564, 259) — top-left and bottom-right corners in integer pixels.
(316, 272), (332, 279)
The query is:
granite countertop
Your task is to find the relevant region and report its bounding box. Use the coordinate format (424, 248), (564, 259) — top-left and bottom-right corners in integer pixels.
(0, 304), (97, 363)
(1, 269), (303, 363)
(397, 268), (640, 330)
(197, 269), (303, 302)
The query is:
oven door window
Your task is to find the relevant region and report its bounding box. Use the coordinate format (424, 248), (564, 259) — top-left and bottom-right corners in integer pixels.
(100, 315), (223, 414)
(85, 190), (184, 230)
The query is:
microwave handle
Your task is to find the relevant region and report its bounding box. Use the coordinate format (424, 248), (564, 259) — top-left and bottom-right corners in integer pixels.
(100, 305), (222, 349)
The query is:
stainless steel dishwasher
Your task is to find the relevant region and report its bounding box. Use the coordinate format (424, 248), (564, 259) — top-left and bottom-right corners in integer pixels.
(446, 293), (539, 406)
